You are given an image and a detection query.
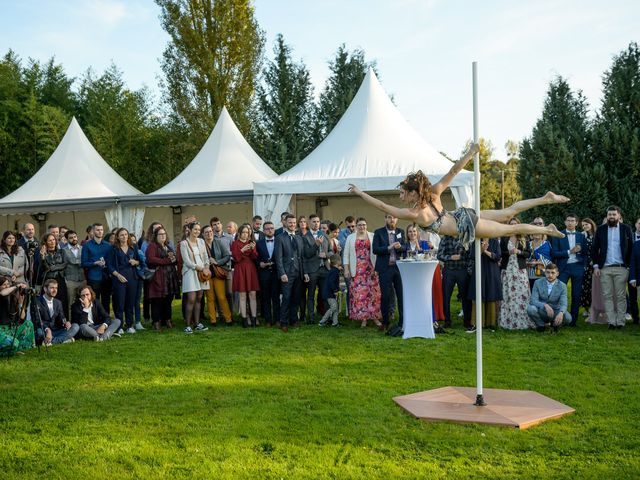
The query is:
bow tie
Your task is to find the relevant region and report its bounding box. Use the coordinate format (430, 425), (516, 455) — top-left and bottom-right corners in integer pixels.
(266, 239), (274, 243)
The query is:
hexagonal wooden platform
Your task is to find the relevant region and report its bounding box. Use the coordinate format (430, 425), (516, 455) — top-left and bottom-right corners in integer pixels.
(393, 386), (574, 429)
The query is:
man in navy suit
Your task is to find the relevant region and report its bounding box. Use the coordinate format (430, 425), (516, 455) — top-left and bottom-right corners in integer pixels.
(274, 212), (290, 237)
(527, 263), (571, 331)
(550, 213), (586, 325)
(31, 278), (79, 345)
(372, 214), (406, 330)
(256, 221), (280, 327)
(591, 206), (634, 329)
(274, 214), (308, 332)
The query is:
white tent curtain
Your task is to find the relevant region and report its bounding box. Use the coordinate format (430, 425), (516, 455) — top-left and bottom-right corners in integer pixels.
(253, 193), (294, 222)
(105, 205), (146, 237)
(450, 185), (474, 209)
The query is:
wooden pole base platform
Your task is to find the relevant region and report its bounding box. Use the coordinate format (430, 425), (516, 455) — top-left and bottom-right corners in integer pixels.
(393, 386), (574, 429)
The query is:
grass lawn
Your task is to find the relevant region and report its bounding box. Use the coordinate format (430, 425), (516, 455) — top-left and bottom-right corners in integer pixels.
(1, 303), (639, 479)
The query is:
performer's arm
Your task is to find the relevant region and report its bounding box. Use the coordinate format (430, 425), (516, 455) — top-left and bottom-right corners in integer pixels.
(432, 143), (479, 195)
(348, 185), (418, 221)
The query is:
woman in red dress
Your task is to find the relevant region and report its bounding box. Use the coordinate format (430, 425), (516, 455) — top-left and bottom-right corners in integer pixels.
(231, 224), (259, 327)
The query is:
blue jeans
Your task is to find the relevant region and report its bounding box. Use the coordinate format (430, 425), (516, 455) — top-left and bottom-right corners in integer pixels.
(36, 324), (80, 344)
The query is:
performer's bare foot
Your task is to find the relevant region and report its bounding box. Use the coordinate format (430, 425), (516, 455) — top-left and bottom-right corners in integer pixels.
(543, 191), (570, 204)
(546, 224), (565, 238)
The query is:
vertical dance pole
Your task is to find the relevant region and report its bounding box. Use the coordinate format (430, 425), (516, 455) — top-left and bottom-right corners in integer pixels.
(472, 61), (486, 407)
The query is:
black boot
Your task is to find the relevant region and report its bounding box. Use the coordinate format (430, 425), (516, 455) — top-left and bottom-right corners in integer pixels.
(250, 316), (257, 327)
(242, 317), (248, 328)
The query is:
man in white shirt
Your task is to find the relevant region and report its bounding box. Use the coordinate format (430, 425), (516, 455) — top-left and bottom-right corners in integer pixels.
(591, 206), (634, 329)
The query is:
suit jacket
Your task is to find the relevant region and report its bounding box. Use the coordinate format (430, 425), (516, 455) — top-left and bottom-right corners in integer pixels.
(256, 237), (278, 279)
(70, 299), (112, 326)
(31, 295), (66, 330)
(629, 240), (640, 283)
(530, 278), (568, 313)
(372, 226), (406, 273)
(302, 230), (330, 274)
(499, 237), (532, 270)
(550, 231), (587, 270)
(591, 223), (633, 269)
(62, 246), (85, 282)
(274, 231), (304, 279)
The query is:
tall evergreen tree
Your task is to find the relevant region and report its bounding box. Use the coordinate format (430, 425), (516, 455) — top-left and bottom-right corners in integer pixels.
(592, 42), (640, 222)
(316, 45), (376, 138)
(156, 0), (264, 144)
(518, 76), (599, 223)
(251, 34), (317, 173)
(0, 51), (70, 196)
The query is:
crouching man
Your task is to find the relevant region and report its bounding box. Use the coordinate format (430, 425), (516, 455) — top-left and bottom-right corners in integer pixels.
(32, 279), (79, 345)
(71, 286), (121, 341)
(527, 263), (572, 332)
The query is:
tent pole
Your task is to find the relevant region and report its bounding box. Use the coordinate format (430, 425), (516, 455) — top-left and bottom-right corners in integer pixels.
(472, 61), (486, 407)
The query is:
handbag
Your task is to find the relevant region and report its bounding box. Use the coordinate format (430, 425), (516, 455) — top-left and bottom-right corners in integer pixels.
(212, 264), (228, 280)
(185, 239), (211, 283)
(138, 267), (156, 281)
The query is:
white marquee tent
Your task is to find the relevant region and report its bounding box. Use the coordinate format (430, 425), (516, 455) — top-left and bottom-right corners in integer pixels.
(0, 117), (144, 233)
(253, 69), (474, 221)
(140, 106), (277, 205)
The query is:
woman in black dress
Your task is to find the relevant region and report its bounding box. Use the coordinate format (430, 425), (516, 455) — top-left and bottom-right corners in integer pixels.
(580, 218), (597, 316)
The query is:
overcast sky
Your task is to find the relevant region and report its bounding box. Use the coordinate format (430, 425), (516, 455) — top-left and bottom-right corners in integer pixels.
(1, 0), (638, 159)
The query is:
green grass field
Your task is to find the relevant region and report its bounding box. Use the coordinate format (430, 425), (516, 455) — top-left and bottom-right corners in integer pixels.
(1, 306), (639, 479)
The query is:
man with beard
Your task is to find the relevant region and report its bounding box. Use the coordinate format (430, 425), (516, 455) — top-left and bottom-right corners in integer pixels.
(62, 230), (85, 317)
(372, 214), (406, 331)
(592, 206), (633, 329)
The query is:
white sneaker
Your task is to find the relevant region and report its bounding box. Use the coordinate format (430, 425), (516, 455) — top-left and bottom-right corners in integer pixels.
(135, 322), (145, 331)
(458, 310), (464, 317)
(624, 313), (632, 321)
(126, 327), (136, 334)
(114, 328), (124, 337)
(194, 323), (208, 332)
(184, 326), (193, 334)
(62, 337), (75, 344)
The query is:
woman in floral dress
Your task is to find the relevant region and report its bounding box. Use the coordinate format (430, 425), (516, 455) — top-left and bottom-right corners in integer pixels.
(343, 218), (382, 328)
(498, 218), (533, 330)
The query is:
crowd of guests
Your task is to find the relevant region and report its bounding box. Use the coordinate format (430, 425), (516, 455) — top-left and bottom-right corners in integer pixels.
(1, 204), (638, 356)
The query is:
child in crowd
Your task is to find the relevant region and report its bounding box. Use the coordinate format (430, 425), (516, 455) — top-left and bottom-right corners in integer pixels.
(319, 254), (342, 327)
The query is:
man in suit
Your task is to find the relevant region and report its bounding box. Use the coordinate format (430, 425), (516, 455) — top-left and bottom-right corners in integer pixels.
(62, 230), (86, 318)
(251, 215), (265, 242)
(550, 213), (587, 325)
(592, 205), (634, 329)
(274, 212), (290, 237)
(302, 214), (330, 324)
(274, 214), (308, 332)
(256, 221), (280, 327)
(372, 214), (406, 330)
(527, 263), (571, 331)
(31, 278), (79, 345)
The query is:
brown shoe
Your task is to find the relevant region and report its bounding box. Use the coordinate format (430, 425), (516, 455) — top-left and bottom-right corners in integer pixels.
(280, 325), (289, 333)
(153, 322), (161, 332)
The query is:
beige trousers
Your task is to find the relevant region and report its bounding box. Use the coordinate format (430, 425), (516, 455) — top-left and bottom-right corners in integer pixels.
(599, 266), (628, 326)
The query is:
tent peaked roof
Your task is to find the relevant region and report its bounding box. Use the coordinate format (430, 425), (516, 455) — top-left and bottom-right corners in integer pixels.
(152, 106), (277, 196)
(0, 117), (141, 204)
(255, 68), (472, 194)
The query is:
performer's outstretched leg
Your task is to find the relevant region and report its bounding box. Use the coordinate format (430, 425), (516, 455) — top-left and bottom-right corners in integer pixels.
(480, 192), (570, 223)
(475, 219), (564, 239)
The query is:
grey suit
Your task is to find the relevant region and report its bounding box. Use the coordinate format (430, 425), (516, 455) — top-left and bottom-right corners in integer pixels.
(302, 230), (330, 322)
(527, 278), (572, 329)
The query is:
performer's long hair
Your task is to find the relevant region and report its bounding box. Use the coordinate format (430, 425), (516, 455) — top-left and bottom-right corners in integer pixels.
(398, 170), (433, 208)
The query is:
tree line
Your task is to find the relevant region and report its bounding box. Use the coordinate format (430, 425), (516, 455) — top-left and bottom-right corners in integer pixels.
(519, 42), (640, 225)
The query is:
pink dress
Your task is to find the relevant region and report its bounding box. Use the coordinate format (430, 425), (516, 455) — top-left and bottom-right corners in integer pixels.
(349, 238), (382, 321)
